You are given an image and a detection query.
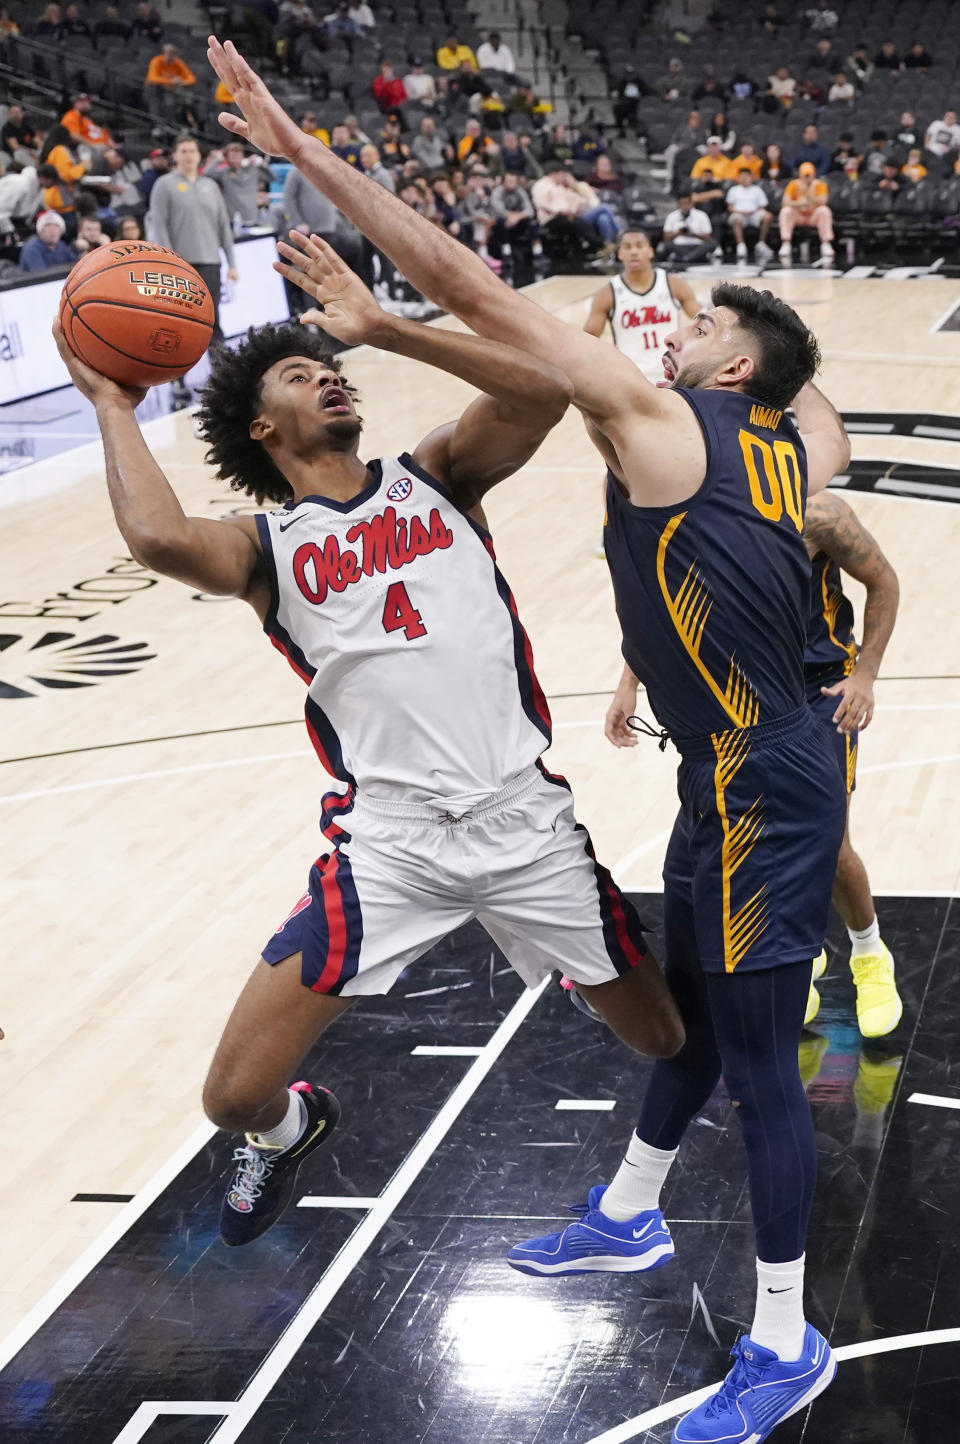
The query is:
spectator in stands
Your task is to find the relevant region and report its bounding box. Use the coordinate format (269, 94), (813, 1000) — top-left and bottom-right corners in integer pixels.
(39, 125), (86, 188)
(372, 61), (407, 113)
(661, 191), (714, 263)
(585, 153), (624, 195)
(500, 129), (541, 179)
(329, 123), (363, 168)
(731, 140), (762, 179)
(60, 3), (93, 40)
(760, 3), (785, 33)
(348, 0), (375, 29)
(693, 71), (727, 108)
(359, 143), (395, 193)
(665, 108), (705, 174)
(205, 141), (265, 228)
(344, 116), (372, 147)
(36, 162), (75, 229)
(73, 213), (110, 255)
(148, 135), (237, 345)
(35, 4), (65, 39)
(532, 169), (618, 251)
(458, 118), (499, 167)
(904, 41), (932, 70)
(709, 112), (736, 154)
(2, 104), (36, 167)
(765, 66), (797, 110)
(379, 116), (412, 170)
(508, 82), (549, 127)
(925, 110), (960, 159)
(828, 71), (855, 104)
(404, 59), (437, 108)
(806, 37), (839, 73)
(689, 167), (727, 224)
(690, 136), (734, 182)
(118, 214), (143, 240)
(830, 134), (861, 173)
(864, 130), (891, 177)
(136, 148), (168, 207)
(541, 123), (574, 168)
(0, 7), (20, 38)
(729, 71), (757, 103)
(0, 163), (38, 238)
(574, 128), (606, 167)
(613, 65), (647, 137)
(477, 32), (515, 74)
(805, 0), (838, 31)
(780, 161), (834, 261)
(437, 34), (477, 71)
(299, 112), (330, 145)
(282, 165), (369, 288)
(91, 146), (144, 219)
(876, 159), (901, 195)
(797, 76), (824, 105)
(19, 210), (74, 271)
(726, 167), (773, 260)
(762, 142), (791, 182)
(95, 5), (130, 40)
(874, 42), (901, 71)
(657, 58), (692, 102)
(846, 43), (873, 86)
(430, 176), (462, 237)
(61, 94), (114, 153)
(896, 112), (920, 151)
(411, 117), (452, 176)
(131, 2), (163, 42)
(902, 149), (927, 183)
(324, 2), (359, 47)
(145, 45), (197, 122)
(791, 123), (830, 176)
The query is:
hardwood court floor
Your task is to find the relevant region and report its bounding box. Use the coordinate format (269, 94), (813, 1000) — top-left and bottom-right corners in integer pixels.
(1, 274), (959, 1409)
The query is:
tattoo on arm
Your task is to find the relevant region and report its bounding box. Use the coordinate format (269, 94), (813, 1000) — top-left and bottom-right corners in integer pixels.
(805, 493), (899, 672)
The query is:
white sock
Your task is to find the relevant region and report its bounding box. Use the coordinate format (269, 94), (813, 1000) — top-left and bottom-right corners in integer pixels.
(751, 1256), (806, 1360)
(848, 916), (881, 956)
(599, 1133), (678, 1220)
(247, 1088), (306, 1152)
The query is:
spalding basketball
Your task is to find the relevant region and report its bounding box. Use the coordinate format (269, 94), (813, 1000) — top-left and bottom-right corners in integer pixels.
(59, 241), (215, 388)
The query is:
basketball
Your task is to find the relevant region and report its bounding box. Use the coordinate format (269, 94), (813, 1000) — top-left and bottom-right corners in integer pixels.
(59, 240), (216, 389)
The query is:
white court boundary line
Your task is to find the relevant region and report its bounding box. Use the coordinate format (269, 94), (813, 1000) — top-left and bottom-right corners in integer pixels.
(112, 1401), (236, 1444)
(202, 977), (547, 1444)
(0, 1118), (217, 1372)
(581, 1328), (960, 1443)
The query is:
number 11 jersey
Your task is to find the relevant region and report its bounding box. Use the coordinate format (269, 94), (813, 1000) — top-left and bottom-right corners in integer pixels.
(254, 454), (551, 807)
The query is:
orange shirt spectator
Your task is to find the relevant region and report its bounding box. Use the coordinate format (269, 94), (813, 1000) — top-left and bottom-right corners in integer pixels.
(690, 151), (735, 181)
(146, 47), (196, 88)
(783, 173), (829, 209)
(61, 95), (115, 149)
(437, 36), (478, 70)
(902, 151), (927, 182)
(730, 147), (763, 179)
(40, 126), (87, 185)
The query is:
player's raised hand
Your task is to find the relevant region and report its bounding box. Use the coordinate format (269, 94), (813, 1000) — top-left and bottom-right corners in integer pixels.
(51, 319), (147, 411)
(207, 36), (305, 160)
(275, 232), (385, 347)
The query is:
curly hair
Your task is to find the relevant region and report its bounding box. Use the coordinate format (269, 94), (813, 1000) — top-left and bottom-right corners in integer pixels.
(711, 283), (821, 411)
(195, 323), (359, 506)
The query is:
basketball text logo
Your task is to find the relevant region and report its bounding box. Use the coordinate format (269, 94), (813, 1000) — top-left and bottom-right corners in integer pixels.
(293, 505), (453, 605)
(129, 270), (207, 307)
(621, 306), (672, 328)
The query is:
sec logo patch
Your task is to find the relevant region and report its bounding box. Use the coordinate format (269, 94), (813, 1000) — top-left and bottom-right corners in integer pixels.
(386, 477), (413, 502)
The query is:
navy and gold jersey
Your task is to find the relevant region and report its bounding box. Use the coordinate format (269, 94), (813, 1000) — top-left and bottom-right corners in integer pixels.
(804, 550), (857, 703)
(604, 388), (811, 744)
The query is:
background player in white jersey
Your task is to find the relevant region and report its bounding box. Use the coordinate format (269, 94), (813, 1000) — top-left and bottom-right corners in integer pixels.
(584, 229), (698, 555)
(52, 233), (683, 1250)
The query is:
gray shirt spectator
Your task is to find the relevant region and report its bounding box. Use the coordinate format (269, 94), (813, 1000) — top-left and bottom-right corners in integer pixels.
(283, 166), (343, 235)
(490, 175), (534, 219)
(204, 144), (264, 227)
(360, 144), (397, 193)
(147, 142), (235, 267)
(411, 119), (450, 173)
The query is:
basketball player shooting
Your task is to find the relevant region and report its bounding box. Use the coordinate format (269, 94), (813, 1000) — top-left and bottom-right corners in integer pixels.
(50, 233), (683, 1252)
(204, 36), (852, 1442)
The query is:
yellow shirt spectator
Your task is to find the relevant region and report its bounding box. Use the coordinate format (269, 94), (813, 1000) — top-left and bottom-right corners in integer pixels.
(902, 159), (927, 182)
(436, 40), (478, 70)
(784, 176), (829, 208)
(690, 152), (734, 181)
(730, 150), (763, 180)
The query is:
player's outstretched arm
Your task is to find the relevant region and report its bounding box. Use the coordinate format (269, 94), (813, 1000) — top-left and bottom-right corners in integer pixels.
(792, 381), (851, 495)
(206, 38), (665, 435)
(53, 322), (263, 606)
(804, 491), (899, 732)
(277, 232), (572, 506)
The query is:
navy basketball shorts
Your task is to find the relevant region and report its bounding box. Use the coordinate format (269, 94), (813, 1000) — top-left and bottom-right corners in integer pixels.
(807, 687), (858, 796)
(663, 707), (846, 974)
(262, 765), (650, 995)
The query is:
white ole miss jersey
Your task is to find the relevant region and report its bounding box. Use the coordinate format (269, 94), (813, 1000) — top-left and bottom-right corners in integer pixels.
(608, 269), (680, 382)
(254, 454), (552, 808)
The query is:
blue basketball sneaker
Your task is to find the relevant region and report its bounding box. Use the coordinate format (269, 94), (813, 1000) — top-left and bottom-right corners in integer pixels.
(672, 1323), (836, 1443)
(507, 1184), (675, 1276)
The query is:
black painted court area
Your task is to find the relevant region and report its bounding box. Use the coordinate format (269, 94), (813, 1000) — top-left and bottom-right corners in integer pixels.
(1, 894), (958, 1444)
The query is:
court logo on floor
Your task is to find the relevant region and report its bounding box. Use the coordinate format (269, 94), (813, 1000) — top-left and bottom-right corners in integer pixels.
(0, 630), (157, 700)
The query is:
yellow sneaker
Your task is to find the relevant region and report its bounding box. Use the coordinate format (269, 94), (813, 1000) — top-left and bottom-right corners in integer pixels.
(850, 944), (903, 1038)
(798, 1033), (829, 1088)
(812, 949), (827, 981)
(805, 980), (821, 1025)
(854, 1052), (903, 1115)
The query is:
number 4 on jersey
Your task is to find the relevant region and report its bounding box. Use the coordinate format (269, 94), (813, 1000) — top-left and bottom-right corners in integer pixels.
(381, 581), (427, 640)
